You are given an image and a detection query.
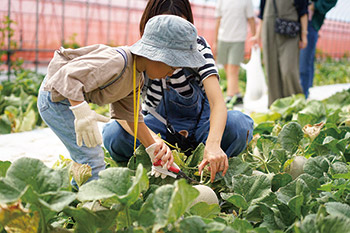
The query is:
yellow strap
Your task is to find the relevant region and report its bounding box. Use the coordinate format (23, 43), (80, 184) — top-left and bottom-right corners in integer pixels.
(133, 57), (141, 153)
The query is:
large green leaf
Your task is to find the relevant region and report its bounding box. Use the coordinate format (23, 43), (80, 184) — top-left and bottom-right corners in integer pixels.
(297, 113), (316, 128)
(230, 174), (271, 205)
(231, 218), (253, 233)
(206, 221), (236, 233)
(330, 162), (349, 175)
(244, 192), (278, 223)
(0, 158), (76, 232)
(188, 202), (221, 219)
(0, 179), (24, 203)
(276, 174), (320, 205)
(179, 216), (208, 233)
(221, 193), (248, 210)
(5, 157), (69, 193)
(222, 157), (252, 190)
(317, 215), (350, 233)
(256, 202), (287, 230)
(186, 143), (205, 167)
(299, 100), (326, 123)
(323, 89), (350, 111)
(38, 191), (78, 212)
(0, 158), (73, 207)
(278, 122), (304, 154)
(63, 206), (119, 233)
(325, 202), (350, 218)
(127, 145), (152, 171)
(0, 161), (11, 177)
(271, 173), (293, 192)
(253, 121), (275, 135)
(293, 214), (317, 233)
(303, 156), (330, 183)
(138, 179), (198, 232)
(0, 114), (11, 134)
(270, 94), (306, 119)
(326, 109), (341, 125)
(288, 195), (304, 218)
(77, 164), (148, 206)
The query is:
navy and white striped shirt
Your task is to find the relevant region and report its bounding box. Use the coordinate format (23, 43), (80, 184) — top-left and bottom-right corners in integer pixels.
(142, 36), (219, 113)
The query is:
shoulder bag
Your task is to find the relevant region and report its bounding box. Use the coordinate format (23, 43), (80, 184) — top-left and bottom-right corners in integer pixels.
(273, 0), (301, 37)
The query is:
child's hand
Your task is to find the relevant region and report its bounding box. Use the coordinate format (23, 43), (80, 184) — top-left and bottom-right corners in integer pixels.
(198, 147), (228, 183)
(146, 141), (174, 179)
(145, 140), (174, 169)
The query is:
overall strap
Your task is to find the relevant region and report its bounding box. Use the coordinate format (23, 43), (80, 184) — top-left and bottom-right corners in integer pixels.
(183, 67), (206, 127)
(98, 48), (128, 90)
(159, 77), (205, 133)
(160, 79), (175, 133)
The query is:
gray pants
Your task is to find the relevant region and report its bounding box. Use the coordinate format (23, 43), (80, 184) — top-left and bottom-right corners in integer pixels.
(261, 0), (303, 107)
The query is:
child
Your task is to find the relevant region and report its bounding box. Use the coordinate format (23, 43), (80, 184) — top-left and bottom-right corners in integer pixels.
(102, 0), (254, 183)
(37, 15), (207, 187)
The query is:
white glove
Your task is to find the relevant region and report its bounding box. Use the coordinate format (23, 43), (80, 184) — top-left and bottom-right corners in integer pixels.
(146, 143), (165, 178)
(70, 101), (110, 147)
(146, 143), (178, 179)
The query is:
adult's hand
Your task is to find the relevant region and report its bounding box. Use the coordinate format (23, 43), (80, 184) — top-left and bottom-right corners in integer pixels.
(198, 146), (228, 183)
(299, 33), (308, 49)
(70, 101), (110, 147)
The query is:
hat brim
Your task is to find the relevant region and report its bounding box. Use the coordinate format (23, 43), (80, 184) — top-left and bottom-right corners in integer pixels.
(129, 40), (207, 68)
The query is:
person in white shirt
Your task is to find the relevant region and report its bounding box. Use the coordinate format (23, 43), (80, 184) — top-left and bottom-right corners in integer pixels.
(213, 0), (257, 105)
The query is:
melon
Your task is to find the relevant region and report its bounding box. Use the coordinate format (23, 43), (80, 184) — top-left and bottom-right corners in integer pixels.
(191, 185), (219, 206)
(286, 156), (308, 180)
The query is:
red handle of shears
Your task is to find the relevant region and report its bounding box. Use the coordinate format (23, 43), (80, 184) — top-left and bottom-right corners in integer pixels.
(153, 160), (180, 173)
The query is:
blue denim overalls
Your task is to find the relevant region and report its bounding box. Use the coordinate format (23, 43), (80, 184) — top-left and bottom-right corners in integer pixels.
(103, 76), (254, 163)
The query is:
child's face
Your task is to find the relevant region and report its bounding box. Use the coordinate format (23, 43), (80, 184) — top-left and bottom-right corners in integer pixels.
(145, 60), (177, 80)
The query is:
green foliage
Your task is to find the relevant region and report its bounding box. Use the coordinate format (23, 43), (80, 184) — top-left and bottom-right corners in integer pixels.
(0, 68), (45, 134)
(314, 58), (350, 86)
(2, 74), (350, 231)
(62, 33), (81, 49)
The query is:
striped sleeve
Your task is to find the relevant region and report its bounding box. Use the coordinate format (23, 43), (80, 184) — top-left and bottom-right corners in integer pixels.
(196, 36), (219, 84)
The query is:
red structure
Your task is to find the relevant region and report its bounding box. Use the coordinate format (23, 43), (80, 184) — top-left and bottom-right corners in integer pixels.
(0, 0), (349, 70)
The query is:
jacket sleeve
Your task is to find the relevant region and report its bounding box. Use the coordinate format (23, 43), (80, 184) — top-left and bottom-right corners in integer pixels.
(45, 45), (125, 101)
(258, 0), (266, 19)
(294, 0), (309, 18)
(314, 0), (337, 15)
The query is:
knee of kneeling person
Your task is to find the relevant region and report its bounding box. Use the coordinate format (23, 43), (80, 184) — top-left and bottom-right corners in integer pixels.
(227, 111), (254, 141)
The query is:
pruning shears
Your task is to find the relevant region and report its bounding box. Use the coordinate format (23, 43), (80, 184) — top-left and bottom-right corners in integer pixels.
(153, 160), (199, 184)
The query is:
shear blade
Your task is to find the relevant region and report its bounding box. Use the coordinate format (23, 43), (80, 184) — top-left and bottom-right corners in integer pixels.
(152, 166), (177, 179)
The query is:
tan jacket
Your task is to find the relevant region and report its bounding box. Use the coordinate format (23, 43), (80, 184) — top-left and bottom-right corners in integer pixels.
(43, 44), (144, 122)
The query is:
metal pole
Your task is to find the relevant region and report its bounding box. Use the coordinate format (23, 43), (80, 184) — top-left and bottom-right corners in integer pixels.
(84, 0), (90, 46)
(35, 0), (39, 73)
(61, 0), (65, 47)
(125, 0), (130, 45)
(7, 0), (11, 81)
(107, 0), (111, 45)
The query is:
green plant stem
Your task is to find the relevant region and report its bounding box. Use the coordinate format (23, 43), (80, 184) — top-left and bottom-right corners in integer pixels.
(125, 207), (131, 227)
(238, 208), (243, 218)
(38, 205), (48, 233)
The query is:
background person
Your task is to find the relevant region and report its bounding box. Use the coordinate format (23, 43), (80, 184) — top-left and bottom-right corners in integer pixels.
(37, 15), (206, 187)
(102, 0), (254, 182)
(213, 0), (257, 105)
(299, 0), (338, 99)
(257, 0), (308, 107)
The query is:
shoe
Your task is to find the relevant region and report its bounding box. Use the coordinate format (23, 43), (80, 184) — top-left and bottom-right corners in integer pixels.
(225, 94), (243, 105)
(235, 93), (243, 105)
